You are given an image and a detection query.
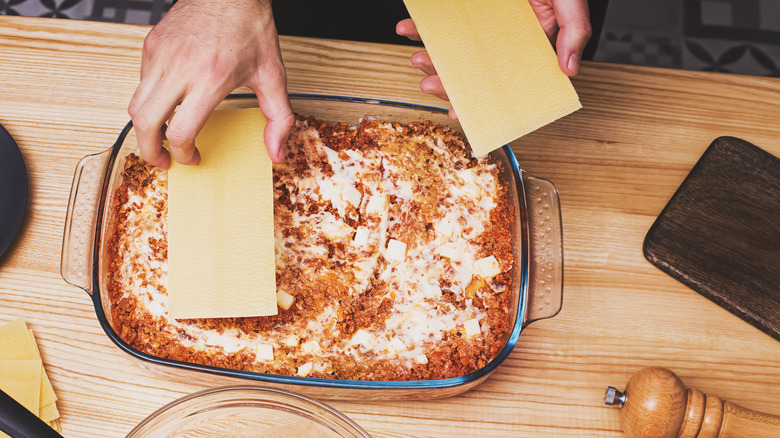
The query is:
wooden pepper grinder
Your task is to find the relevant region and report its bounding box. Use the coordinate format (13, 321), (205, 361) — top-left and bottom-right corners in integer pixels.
(604, 367), (780, 438)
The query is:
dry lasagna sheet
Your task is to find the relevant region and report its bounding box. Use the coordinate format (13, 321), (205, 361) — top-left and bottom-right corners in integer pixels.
(108, 116), (515, 381)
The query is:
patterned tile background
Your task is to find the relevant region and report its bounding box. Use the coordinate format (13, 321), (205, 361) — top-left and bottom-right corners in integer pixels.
(1, 0), (778, 77)
(595, 0), (780, 77)
(0, 0), (171, 23)
(682, 0), (780, 76)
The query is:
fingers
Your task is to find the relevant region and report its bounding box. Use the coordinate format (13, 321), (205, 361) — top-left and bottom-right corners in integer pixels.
(128, 78), (187, 170)
(410, 50), (437, 76)
(262, 108), (294, 164)
(552, 0), (592, 76)
(128, 0), (290, 168)
(420, 75), (449, 101)
(398, 19), (452, 108)
(128, 69), (160, 118)
(164, 85), (238, 166)
(398, 19), (453, 108)
(249, 60), (293, 164)
(411, 52), (450, 106)
(396, 18), (421, 41)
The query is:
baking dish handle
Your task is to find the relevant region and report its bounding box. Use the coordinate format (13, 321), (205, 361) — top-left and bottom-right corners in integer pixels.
(61, 149), (112, 295)
(522, 172), (564, 326)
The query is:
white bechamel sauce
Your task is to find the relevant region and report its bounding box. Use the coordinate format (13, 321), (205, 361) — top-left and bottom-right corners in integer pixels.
(117, 117), (512, 372)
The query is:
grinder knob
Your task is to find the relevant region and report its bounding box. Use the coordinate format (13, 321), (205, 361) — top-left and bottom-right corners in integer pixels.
(604, 367), (780, 438)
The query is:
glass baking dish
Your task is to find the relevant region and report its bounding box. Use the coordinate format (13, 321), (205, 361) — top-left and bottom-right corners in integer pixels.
(61, 94), (563, 400)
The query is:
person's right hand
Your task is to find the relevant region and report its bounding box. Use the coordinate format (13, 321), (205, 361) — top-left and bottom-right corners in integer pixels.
(128, 0), (294, 169)
(397, 0), (592, 119)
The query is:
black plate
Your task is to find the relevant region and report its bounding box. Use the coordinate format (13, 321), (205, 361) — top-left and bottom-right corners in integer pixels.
(0, 123), (27, 258)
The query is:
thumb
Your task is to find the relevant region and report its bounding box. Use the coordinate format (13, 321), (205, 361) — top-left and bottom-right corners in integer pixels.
(552, 0), (592, 76)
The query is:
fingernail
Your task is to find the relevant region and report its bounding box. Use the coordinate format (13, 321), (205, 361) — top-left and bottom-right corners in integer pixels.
(567, 53), (579, 75)
(421, 75), (437, 90)
(159, 152), (172, 170)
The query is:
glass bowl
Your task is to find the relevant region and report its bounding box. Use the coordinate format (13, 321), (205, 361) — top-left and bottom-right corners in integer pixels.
(126, 386), (371, 437)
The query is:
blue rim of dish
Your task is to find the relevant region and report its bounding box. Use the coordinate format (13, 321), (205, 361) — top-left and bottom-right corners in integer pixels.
(0, 123), (27, 259)
(89, 94), (530, 391)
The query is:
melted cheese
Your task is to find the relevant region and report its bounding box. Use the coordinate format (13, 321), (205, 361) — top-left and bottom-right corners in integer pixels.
(114, 117), (512, 375)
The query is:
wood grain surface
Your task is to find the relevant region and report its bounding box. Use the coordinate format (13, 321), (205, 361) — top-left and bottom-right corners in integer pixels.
(644, 137), (780, 342)
(1, 16), (779, 438)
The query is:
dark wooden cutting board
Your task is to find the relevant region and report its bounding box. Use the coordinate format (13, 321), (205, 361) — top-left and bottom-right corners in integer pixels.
(644, 136), (780, 341)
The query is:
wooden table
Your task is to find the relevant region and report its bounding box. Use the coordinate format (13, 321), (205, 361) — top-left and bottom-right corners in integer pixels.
(1, 16), (778, 437)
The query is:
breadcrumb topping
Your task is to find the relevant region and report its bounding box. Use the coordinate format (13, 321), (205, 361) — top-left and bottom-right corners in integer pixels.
(107, 115), (514, 380)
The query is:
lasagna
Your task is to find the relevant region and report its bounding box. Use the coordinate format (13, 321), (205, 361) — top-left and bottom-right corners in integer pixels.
(108, 115), (515, 381)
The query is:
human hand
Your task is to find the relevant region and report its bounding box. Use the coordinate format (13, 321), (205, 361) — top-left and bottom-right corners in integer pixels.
(128, 0), (294, 169)
(395, 18), (457, 119)
(396, 0), (592, 119)
(529, 0), (592, 76)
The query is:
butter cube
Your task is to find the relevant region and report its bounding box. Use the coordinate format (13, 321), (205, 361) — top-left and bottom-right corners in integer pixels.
(434, 218), (455, 239)
(351, 329), (371, 346)
(297, 362), (313, 377)
(343, 184), (362, 207)
(474, 255), (501, 278)
(438, 242), (458, 259)
(276, 289), (295, 310)
(353, 226), (370, 247)
(463, 318), (481, 338)
(301, 340), (321, 354)
(386, 239), (408, 262)
(365, 195), (387, 214)
(284, 334), (300, 347)
(255, 343), (274, 361)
